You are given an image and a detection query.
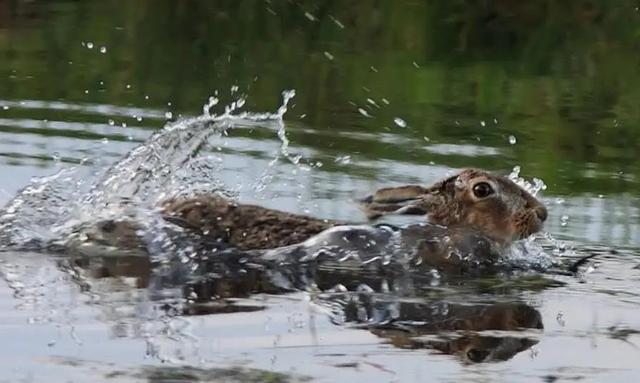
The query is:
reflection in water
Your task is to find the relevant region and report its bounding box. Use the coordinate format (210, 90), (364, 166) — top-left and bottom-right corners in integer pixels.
(346, 298), (543, 363)
(56, 238), (547, 364)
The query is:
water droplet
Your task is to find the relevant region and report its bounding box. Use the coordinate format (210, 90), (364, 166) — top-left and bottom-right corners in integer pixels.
(556, 312), (566, 327)
(370, 66), (378, 72)
(101, 138), (109, 144)
(328, 15), (345, 29)
(393, 117), (407, 128)
(334, 155), (351, 165)
(304, 12), (316, 21)
(86, 42), (94, 49)
(125, 84), (131, 89)
(560, 215), (569, 227)
(381, 98), (390, 105)
(136, 116), (143, 122)
(230, 85), (239, 93)
(107, 119), (115, 126)
(84, 89), (89, 94)
(480, 120), (486, 127)
(121, 122), (127, 128)
(357, 108), (371, 117)
(315, 161), (323, 168)
(423, 136), (430, 142)
(51, 152), (61, 162)
(165, 111), (173, 119)
(323, 51), (334, 60)
(412, 61), (420, 68)
(1, 105), (8, 110)
(99, 46), (107, 53)
(508, 135), (517, 144)
(144, 95), (149, 100)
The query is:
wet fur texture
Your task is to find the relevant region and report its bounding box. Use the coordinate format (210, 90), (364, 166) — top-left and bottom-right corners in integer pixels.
(161, 195), (336, 250)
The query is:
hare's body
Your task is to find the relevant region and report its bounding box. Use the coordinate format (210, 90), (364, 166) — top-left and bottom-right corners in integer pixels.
(62, 169), (546, 273)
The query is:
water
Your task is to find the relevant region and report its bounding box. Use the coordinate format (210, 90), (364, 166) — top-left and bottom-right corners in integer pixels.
(1, 1), (640, 382)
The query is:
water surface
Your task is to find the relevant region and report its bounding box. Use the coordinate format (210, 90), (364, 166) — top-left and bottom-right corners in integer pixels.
(1, 1), (640, 382)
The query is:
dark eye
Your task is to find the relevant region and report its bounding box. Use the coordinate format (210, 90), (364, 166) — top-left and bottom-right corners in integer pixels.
(472, 182), (494, 198)
(466, 348), (490, 363)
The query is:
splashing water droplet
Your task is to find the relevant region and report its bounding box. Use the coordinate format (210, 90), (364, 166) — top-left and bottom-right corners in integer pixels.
(86, 42), (94, 49)
(334, 155), (351, 165)
(358, 108), (371, 118)
(100, 46), (107, 53)
(323, 51), (334, 60)
(393, 117), (407, 128)
(2, 106), (9, 110)
(126, 84), (131, 89)
(101, 138), (109, 144)
(107, 119), (115, 126)
(136, 116), (143, 122)
(203, 96), (219, 116)
(508, 166), (547, 196)
(560, 215), (569, 227)
(480, 120), (486, 127)
(508, 135), (517, 144)
(165, 111), (173, 119)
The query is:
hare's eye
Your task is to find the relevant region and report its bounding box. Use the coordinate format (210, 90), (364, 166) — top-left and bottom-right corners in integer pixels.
(472, 182), (494, 198)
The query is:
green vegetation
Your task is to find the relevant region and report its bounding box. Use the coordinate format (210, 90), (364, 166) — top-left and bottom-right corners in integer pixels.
(1, 0), (639, 194)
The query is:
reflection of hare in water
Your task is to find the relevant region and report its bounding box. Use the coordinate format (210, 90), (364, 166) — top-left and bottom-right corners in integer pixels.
(79, 168), (547, 269)
(362, 302), (543, 363)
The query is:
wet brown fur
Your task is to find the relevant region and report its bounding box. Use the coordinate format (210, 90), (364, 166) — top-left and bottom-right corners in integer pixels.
(161, 195), (336, 250)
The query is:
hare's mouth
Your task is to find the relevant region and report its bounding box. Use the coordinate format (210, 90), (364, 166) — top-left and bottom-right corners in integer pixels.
(519, 215), (546, 239)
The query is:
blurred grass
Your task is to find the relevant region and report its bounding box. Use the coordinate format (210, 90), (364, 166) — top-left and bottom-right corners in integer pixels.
(1, 0), (640, 194)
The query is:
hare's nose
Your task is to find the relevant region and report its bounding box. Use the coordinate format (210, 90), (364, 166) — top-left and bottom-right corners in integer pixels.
(534, 206), (548, 222)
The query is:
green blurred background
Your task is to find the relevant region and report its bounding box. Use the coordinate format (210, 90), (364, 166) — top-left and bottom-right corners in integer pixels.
(1, 0), (639, 196)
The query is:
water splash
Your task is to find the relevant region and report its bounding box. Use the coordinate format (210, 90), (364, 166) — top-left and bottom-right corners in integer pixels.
(508, 166), (547, 196)
(0, 90), (297, 249)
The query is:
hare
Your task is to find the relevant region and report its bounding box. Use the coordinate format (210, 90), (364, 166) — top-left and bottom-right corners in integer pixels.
(144, 168), (546, 271)
(67, 168), (546, 270)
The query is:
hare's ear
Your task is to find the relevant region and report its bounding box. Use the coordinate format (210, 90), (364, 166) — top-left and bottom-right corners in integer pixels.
(358, 185), (430, 220)
(358, 176), (458, 221)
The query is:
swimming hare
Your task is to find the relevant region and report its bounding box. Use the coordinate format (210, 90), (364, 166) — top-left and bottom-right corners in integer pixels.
(151, 168), (547, 270)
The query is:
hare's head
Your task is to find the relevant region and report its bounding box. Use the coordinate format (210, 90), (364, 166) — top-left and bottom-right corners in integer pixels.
(360, 169), (547, 243)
